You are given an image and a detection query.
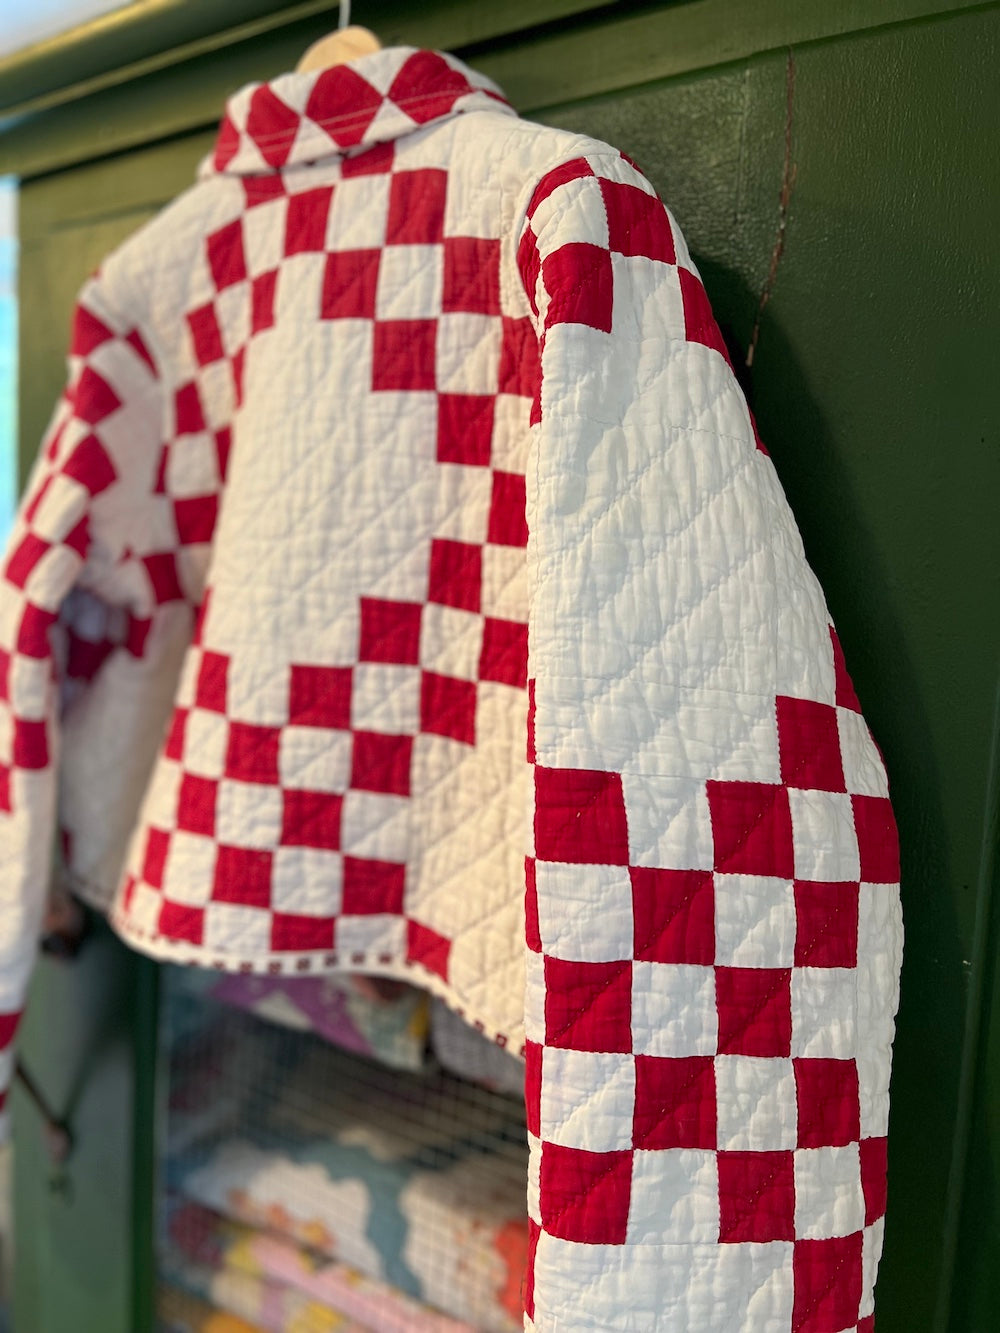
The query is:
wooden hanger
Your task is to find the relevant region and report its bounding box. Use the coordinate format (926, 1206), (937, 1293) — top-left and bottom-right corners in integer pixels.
(296, 0), (382, 74)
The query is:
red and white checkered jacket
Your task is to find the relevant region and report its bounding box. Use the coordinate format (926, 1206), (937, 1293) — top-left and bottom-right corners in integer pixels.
(0, 46), (902, 1331)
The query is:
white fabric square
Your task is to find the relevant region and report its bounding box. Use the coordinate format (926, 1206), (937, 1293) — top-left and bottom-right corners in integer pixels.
(242, 196), (288, 276)
(791, 967), (857, 1059)
(526, 1131), (542, 1225)
(225, 656), (291, 726)
(524, 948), (546, 1045)
(432, 463), (491, 545)
(165, 432), (223, 500)
(335, 913), (405, 960)
(202, 902), (274, 955)
(327, 173), (391, 249)
(215, 779), (283, 848)
(350, 663), (420, 733)
(270, 846), (343, 915)
(794, 1145), (864, 1239)
(714, 874), (795, 968)
(714, 1056), (797, 1151)
(856, 885), (904, 1138)
(436, 313), (500, 393)
(162, 830), (217, 905)
(534, 861), (634, 962)
(340, 790), (410, 861)
(179, 707), (230, 778)
(627, 1149), (719, 1243)
(419, 602), (485, 681)
(539, 1049), (635, 1151)
(838, 707), (889, 798)
(631, 962), (717, 1057)
(278, 726), (352, 792)
(789, 787), (861, 882)
(480, 543), (527, 621)
(376, 243), (442, 320)
(621, 774), (715, 873)
(860, 1218), (885, 1319)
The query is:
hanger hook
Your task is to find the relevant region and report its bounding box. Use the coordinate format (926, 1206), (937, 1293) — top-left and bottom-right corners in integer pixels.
(339, 1), (351, 29)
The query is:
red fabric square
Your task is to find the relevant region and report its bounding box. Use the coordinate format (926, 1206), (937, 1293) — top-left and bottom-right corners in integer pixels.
(63, 434), (117, 495)
(320, 249), (380, 319)
(544, 957), (632, 1053)
(631, 867), (715, 965)
(388, 51), (470, 125)
(71, 365), (121, 425)
(524, 1039), (542, 1138)
(516, 225), (541, 316)
(164, 708), (188, 761)
(421, 671), (476, 746)
(142, 827), (170, 889)
(285, 186), (333, 254)
(777, 696), (846, 792)
(342, 856), (406, 915)
(0, 766), (9, 815)
(526, 159), (595, 219)
(525, 856), (541, 952)
(498, 316), (540, 399)
(443, 236), (501, 314)
(479, 617), (528, 689)
(176, 774), (218, 837)
(792, 1233), (863, 1333)
(706, 780), (795, 878)
(70, 303), (114, 356)
(206, 219), (247, 290)
(281, 789), (342, 850)
(271, 912), (334, 952)
(534, 766), (630, 866)
(350, 730), (412, 796)
(539, 1143), (632, 1244)
(359, 598), (422, 664)
(372, 319), (437, 391)
(289, 664), (352, 729)
(174, 495), (219, 547)
(858, 1318), (875, 1333)
(718, 1151), (795, 1243)
(716, 967), (792, 1058)
(436, 394), (494, 466)
(187, 303), (224, 366)
(633, 1055), (716, 1150)
(831, 627), (862, 712)
(215, 428), (232, 481)
(13, 718), (49, 770)
(794, 1058), (861, 1148)
(0, 1011), (21, 1050)
(195, 651), (229, 712)
(600, 179), (675, 263)
(246, 85), (300, 166)
(6, 533), (49, 590)
(251, 270), (277, 333)
(225, 722), (280, 785)
(213, 845), (273, 908)
(0, 647), (7, 702)
(242, 175), (286, 208)
(794, 881), (859, 968)
(126, 328), (156, 376)
(487, 471), (528, 548)
(306, 66), (382, 150)
(17, 604), (58, 658)
(852, 795), (900, 883)
(541, 242), (614, 333)
(342, 141), (394, 178)
(679, 266), (730, 362)
(158, 901), (204, 945)
(174, 381), (206, 434)
(428, 538), (482, 612)
(386, 169), (448, 244)
(860, 1135), (888, 1225)
(407, 920), (451, 981)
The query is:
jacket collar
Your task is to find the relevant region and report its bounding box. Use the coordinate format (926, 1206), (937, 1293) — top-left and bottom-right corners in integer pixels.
(201, 47), (514, 178)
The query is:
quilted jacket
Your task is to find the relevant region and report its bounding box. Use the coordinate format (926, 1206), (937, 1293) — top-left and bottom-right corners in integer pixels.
(0, 46), (902, 1331)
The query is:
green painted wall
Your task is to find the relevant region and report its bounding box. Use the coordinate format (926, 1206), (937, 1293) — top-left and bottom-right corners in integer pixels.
(4, 2), (997, 1329)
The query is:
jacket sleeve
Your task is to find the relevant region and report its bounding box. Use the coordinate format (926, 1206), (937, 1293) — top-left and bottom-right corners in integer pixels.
(0, 272), (171, 1140)
(517, 151), (902, 1331)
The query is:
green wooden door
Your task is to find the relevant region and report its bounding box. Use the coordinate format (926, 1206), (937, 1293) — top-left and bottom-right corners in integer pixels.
(2, 2), (997, 1329)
